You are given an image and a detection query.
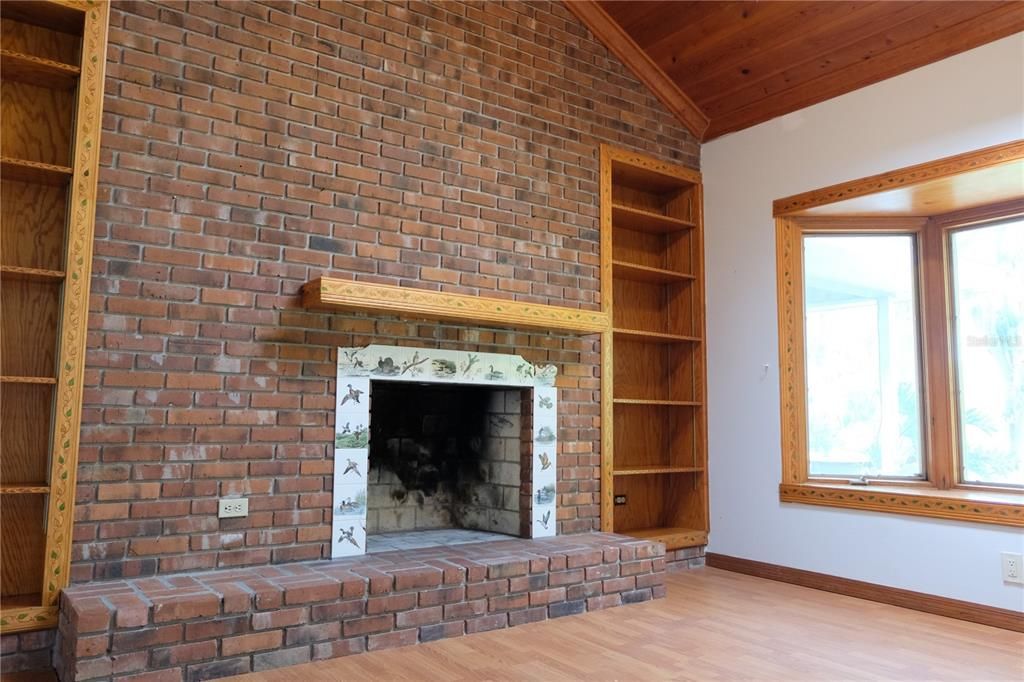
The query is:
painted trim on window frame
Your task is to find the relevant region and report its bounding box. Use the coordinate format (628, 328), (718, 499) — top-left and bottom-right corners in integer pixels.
(774, 149), (1024, 527)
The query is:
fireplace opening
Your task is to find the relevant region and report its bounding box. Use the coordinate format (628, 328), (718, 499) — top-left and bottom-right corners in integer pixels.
(366, 381), (526, 552)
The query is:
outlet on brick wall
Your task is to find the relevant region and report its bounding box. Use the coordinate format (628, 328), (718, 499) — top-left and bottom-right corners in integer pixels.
(218, 498), (249, 519)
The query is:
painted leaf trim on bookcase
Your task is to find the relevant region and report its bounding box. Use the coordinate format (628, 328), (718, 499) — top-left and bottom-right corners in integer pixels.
(40, 1), (109, 608)
(0, 607), (58, 633)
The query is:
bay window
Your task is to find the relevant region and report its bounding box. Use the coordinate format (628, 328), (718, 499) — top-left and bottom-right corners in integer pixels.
(773, 143), (1024, 526)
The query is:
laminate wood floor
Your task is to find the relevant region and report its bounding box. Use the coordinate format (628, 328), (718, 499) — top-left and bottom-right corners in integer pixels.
(235, 567), (1023, 681)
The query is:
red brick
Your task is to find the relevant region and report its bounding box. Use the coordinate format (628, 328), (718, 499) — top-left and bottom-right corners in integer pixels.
(283, 581), (340, 605)
(75, 634), (110, 658)
(488, 594), (529, 612)
(508, 606), (547, 626)
(418, 586), (466, 607)
(585, 564), (618, 580)
(111, 650), (150, 675)
(75, 657), (113, 680)
(443, 599), (487, 620)
(311, 638), (365, 661)
(566, 550), (603, 569)
(183, 615), (248, 642)
(342, 614), (393, 637)
(111, 625), (183, 653)
(150, 640), (217, 667)
(367, 628), (418, 652)
(395, 606), (443, 628)
(251, 607), (308, 631)
(465, 613), (508, 634)
(310, 600), (363, 622)
(119, 669), (183, 682)
(634, 543), (665, 559)
(182, 657), (250, 680)
(466, 580), (508, 600)
(587, 594), (623, 611)
(567, 581), (604, 601)
(636, 572), (665, 589)
(391, 567), (443, 591)
(152, 594), (220, 623)
(529, 587), (567, 606)
(221, 630), (283, 656)
(69, 599), (113, 634)
(366, 592), (417, 614)
(548, 569), (585, 586)
(619, 560), (653, 577)
(603, 577), (637, 594)
(285, 622), (340, 646)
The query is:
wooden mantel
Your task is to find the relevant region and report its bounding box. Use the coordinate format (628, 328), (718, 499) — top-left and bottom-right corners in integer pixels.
(302, 277), (610, 334)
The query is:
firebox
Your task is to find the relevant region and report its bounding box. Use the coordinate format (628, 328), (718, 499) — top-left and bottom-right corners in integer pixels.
(368, 382), (525, 539)
(332, 344), (558, 557)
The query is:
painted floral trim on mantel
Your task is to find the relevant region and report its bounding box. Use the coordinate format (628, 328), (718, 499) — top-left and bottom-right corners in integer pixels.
(332, 345), (559, 558)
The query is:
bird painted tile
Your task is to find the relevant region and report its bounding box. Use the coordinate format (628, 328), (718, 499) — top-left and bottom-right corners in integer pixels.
(336, 377), (370, 415)
(337, 347), (370, 376)
(334, 448), (367, 485)
(332, 520), (367, 557)
(533, 505), (556, 537)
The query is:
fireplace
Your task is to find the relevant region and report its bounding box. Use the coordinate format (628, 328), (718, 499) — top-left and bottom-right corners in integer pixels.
(332, 344), (558, 557)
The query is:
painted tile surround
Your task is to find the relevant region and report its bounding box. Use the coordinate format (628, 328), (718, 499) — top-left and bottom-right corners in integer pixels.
(333, 345), (559, 558)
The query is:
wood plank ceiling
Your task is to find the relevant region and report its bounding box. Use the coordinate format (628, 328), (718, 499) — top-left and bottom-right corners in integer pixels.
(591, 1), (1024, 140)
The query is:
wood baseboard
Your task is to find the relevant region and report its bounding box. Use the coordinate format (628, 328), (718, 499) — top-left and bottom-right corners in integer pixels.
(705, 553), (1024, 633)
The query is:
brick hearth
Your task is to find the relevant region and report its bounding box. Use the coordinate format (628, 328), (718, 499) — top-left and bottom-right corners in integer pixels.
(57, 533), (666, 681)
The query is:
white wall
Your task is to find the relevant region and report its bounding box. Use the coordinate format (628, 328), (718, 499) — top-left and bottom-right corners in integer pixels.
(702, 33), (1024, 611)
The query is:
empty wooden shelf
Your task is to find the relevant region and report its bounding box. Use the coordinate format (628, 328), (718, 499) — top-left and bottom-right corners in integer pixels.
(612, 203), (697, 233)
(600, 145), (709, 551)
(0, 49), (80, 89)
(613, 466), (704, 476)
(612, 259), (696, 284)
(0, 157), (73, 184)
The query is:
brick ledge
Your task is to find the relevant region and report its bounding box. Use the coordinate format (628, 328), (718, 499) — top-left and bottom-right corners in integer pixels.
(57, 533), (666, 681)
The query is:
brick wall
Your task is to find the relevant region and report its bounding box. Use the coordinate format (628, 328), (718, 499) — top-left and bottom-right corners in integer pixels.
(75, 0), (699, 584)
(0, 630), (56, 675)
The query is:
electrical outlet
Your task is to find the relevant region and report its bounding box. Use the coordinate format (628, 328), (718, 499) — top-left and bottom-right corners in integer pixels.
(1001, 552), (1023, 584)
(614, 495), (627, 506)
(218, 497), (248, 519)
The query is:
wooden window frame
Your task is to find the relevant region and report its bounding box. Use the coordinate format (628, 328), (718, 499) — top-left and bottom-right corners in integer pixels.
(774, 143), (1024, 528)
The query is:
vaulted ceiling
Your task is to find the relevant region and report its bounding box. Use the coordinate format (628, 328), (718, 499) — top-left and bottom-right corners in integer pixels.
(569, 1), (1024, 140)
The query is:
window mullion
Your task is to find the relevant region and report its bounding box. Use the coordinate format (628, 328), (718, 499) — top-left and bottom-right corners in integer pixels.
(918, 220), (956, 490)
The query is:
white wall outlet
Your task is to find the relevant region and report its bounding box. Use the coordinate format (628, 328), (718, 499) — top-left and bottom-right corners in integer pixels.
(1001, 552), (1023, 584)
(218, 497), (248, 519)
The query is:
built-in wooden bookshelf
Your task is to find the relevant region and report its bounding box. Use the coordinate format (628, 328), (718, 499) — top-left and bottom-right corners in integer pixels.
(600, 145), (709, 551)
(0, 0), (109, 633)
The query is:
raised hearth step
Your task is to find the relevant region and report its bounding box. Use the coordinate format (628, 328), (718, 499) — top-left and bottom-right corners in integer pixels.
(56, 533), (667, 682)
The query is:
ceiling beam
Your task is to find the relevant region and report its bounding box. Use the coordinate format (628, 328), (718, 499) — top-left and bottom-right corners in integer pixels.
(564, 0), (710, 141)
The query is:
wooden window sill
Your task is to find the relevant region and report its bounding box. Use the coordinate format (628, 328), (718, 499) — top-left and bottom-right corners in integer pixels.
(779, 482), (1024, 527)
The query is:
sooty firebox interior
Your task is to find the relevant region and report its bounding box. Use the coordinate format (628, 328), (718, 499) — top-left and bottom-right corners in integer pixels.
(368, 382), (524, 539)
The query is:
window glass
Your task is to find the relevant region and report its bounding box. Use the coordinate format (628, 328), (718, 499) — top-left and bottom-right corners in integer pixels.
(803, 234), (924, 478)
(950, 219), (1024, 487)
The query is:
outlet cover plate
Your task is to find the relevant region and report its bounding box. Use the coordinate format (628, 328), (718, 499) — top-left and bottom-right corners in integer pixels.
(218, 498), (248, 519)
(1001, 552), (1023, 584)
